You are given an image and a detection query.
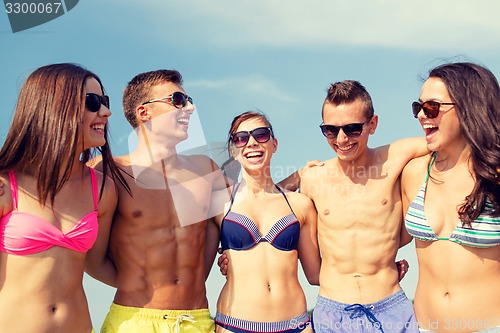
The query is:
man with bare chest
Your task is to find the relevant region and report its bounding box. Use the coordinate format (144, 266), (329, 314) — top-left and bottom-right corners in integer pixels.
(96, 70), (229, 333)
(283, 81), (428, 332)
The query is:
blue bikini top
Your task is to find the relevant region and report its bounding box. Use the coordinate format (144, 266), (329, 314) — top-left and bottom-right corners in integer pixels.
(220, 184), (300, 252)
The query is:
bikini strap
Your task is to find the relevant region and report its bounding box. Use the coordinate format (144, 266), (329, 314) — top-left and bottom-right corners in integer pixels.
(274, 184), (296, 216)
(88, 167), (98, 211)
(227, 183), (241, 212)
(425, 152), (438, 183)
(7, 171), (18, 210)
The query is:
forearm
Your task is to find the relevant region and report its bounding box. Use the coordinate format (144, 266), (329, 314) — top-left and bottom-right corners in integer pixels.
(204, 219), (220, 280)
(85, 254), (117, 287)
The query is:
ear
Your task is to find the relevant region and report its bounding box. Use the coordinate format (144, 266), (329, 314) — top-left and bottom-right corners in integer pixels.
(136, 105), (151, 123)
(368, 114), (378, 135)
(272, 138), (278, 153)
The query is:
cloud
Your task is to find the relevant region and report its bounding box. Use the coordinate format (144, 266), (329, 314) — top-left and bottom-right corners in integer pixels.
(187, 75), (298, 103)
(112, 0), (500, 50)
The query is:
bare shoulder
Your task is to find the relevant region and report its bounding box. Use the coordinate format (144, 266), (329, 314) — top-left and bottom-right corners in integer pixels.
(281, 189), (315, 210)
(402, 154), (432, 177)
(180, 154), (220, 174)
(113, 154), (132, 168)
(301, 158), (332, 181)
(91, 168), (117, 207)
(401, 154), (433, 199)
(88, 154), (131, 172)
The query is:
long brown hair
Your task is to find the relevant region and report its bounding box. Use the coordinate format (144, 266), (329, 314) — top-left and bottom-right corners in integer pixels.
(0, 63), (129, 205)
(428, 62), (500, 224)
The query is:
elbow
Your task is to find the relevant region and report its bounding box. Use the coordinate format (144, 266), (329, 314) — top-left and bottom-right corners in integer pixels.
(306, 274), (320, 286)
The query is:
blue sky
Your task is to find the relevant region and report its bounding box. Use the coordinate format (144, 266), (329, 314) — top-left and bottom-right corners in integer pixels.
(2, 0), (500, 329)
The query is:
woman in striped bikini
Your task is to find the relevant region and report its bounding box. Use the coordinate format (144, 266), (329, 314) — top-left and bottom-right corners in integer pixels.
(401, 62), (500, 333)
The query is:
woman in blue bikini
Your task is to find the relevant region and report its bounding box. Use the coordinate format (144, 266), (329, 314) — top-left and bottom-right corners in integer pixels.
(214, 111), (321, 333)
(402, 62), (500, 333)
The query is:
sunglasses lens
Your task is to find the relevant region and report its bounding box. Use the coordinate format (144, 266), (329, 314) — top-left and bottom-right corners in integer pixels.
(86, 94), (100, 112)
(343, 123), (364, 138)
(102, 95), (110, 109)
(86, 93), (110, 112)
(423, 101), (440, 118)
(320, 123), (364, 138)
(412, 101), (440, 118)
(232, 133), (250, 147)
(412, 101), (421, 118)
(320, 125), (339, 138)
(252, 128), (271, 143)
(171, 92), (187, 108)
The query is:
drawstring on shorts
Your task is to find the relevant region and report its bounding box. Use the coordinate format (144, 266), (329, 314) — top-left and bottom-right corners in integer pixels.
(344, 304), (385, 333)
(163, 314), (197, 333)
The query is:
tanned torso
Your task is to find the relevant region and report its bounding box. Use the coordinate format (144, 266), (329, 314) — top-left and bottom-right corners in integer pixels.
(403, 155), (500, 332)
(301, 145), (408, 304)
(110, 154), (219, 310)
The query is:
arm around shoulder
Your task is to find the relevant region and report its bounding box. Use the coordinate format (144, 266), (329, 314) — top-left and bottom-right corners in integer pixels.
(0, 174), (11, 217)
(390, 137), (430, 164)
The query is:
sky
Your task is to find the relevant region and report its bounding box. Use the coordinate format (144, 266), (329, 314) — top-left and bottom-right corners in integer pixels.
(1, 0), (500, 329)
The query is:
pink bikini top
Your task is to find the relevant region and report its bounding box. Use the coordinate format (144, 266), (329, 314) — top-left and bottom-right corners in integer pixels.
(0, 168), (99, 255)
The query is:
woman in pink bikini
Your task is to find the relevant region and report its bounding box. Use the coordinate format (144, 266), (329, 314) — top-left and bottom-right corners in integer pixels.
(0, 63), (128, 333)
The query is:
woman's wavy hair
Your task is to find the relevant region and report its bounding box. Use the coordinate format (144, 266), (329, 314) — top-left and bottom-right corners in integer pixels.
(0, 63), (129, 205)
(428, 62), (500, 225)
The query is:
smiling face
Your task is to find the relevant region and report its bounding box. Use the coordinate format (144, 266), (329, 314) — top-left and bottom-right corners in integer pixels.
(322, 99), (377, 163)
(418, 77), (463, 152)
(140, 82), (195, 144)
(231, 117), (277, 174)
(82, 77), (111, 150)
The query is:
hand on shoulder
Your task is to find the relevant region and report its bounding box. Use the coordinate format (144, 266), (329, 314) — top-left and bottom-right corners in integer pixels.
(0, 174), (12, 216)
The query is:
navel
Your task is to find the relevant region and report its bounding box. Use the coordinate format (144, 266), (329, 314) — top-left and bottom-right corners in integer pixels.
(132, 210), (143, 218)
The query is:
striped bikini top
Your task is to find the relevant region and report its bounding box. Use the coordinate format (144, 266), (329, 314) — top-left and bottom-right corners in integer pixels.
(405, 154), (500, 249)
(220, 184), (300, 252)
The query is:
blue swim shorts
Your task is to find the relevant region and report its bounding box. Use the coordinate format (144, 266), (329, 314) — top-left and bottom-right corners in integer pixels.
(311, 289), (418, 333)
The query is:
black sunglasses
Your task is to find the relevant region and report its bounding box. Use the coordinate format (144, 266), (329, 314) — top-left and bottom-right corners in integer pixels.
(319, 122), (365, 139)
(412, 100), (455, 119)
(142, 92), (193, 109)
(230, 127), (273, 148)
(86, 93), (110, 112)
